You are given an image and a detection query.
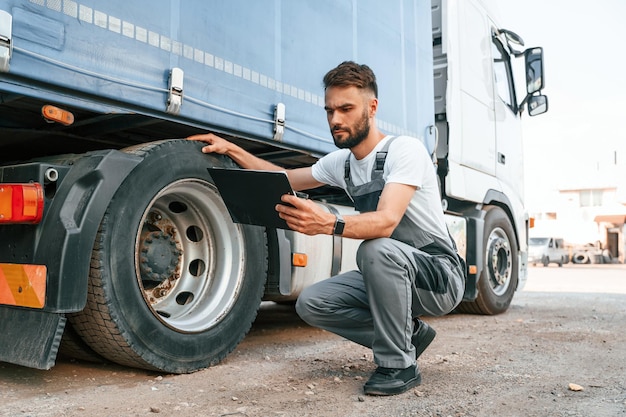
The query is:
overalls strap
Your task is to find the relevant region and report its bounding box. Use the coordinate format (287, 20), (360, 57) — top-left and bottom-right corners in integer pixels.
(344, 137), (397, 187)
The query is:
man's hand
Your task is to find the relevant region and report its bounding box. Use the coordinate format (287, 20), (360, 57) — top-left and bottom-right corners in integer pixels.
(187, 132), (279, 172)
(276, 194), (335, 235)
(188, 132), (323, 192)
(277, 182), (415, 239)
(187, 133), (232, 155)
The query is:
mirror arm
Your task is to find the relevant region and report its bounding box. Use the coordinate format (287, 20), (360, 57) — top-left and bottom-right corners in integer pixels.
(518, 94), (530, 115)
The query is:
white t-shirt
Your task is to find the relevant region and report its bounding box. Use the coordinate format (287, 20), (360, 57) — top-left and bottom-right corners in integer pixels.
(311, 135), (449, 241)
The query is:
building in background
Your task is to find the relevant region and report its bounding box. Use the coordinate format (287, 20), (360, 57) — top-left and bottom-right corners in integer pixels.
(529, 149), (626, 263)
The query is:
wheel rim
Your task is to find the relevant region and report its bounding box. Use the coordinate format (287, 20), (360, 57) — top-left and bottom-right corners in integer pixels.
(134, 179), (245, 333)
(485, 227), (512, 296)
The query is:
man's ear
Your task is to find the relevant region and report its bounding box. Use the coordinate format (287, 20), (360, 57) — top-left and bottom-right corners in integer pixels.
(368, 97), (378, 118)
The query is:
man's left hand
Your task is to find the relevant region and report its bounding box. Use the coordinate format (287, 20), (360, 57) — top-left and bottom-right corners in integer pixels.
(276, 194), (335, 235)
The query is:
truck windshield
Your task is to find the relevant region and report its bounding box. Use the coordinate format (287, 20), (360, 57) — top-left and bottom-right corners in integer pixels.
(529, 238), (549, 246)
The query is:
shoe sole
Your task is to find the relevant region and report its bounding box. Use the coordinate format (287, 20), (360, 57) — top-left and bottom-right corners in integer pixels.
(363, 373), (422, 396)
(414, 324), (436, 359)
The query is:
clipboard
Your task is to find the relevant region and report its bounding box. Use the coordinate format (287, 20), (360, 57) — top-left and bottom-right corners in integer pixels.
(207, 168), (301, 230)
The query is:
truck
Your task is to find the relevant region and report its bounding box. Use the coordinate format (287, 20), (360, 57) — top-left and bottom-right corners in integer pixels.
(0, 0), (547, 373)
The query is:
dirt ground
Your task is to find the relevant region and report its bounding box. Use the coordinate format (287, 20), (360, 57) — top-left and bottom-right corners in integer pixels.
(1, 264), (625, 417)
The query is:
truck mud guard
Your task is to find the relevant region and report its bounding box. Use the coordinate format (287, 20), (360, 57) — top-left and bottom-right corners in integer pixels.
(462, 216), (484, 301)
(0, 150), (142, 313)
(266, 229), (294, 296)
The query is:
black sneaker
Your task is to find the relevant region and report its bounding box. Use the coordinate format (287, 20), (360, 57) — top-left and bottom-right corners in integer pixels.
(363, 365), (422, 396)
(412, 318), (436, 359)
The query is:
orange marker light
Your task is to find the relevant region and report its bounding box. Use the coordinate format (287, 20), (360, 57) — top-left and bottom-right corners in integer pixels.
(42, 105), (75, 126)
(0, 183), (44, 224)
(292, 253), (308, 267)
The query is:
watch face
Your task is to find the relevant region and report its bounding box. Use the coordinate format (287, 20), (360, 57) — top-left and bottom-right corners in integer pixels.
(334, 218), (345, 235)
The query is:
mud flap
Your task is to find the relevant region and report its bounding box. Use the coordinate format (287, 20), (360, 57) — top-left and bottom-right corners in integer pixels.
(463, 216), (483, 301)
(0, 306), (66, 370)
(265, 229), (293, 296)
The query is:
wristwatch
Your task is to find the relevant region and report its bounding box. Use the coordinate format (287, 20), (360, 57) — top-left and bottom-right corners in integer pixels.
(333, 213), (345, 236)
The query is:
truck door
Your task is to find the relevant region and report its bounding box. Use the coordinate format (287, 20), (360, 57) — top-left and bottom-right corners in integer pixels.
(455, 0), (496, 178)
(490, 31), (524, 202)
(443, 0), (498, 202)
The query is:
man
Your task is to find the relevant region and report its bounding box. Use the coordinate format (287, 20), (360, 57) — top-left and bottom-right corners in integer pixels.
(188, 61), (466, 396)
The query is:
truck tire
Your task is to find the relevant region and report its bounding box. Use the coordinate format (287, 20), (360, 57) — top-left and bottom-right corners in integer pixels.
(68, 140), (268, 373)
(58, 322), (107, 364)
(457, 206), (518, 315)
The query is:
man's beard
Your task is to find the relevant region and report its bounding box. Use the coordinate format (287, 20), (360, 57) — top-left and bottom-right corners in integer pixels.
(331, 110), (370, 149)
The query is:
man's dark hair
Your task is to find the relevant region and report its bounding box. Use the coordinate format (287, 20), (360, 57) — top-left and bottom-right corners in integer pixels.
(323, 61), (378, 98)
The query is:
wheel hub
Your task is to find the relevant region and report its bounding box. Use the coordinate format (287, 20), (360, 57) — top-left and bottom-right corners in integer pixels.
(489, 238), (511, 286)
(133, 179), (250, 333)
(139, 230), (181, 284)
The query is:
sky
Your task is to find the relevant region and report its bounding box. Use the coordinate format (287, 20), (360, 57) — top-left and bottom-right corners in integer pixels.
(493, 1), (626, 210)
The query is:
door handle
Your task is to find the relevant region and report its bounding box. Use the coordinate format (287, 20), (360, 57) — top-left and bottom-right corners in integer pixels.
(498, 152), (506, 164)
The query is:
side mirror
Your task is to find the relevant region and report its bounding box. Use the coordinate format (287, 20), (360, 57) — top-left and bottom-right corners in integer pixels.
(524, 47), (544, 94)
(527, 94), (548, 116)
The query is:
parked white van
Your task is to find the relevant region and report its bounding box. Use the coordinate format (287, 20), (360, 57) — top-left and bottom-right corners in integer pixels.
(529, 237), (569, 267)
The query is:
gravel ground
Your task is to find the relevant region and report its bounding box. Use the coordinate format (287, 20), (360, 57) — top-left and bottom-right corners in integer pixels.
(1, 264), (625, 417)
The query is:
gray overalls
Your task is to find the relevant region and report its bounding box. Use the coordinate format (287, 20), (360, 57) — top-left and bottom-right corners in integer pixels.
(296, 138), (466, 369)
